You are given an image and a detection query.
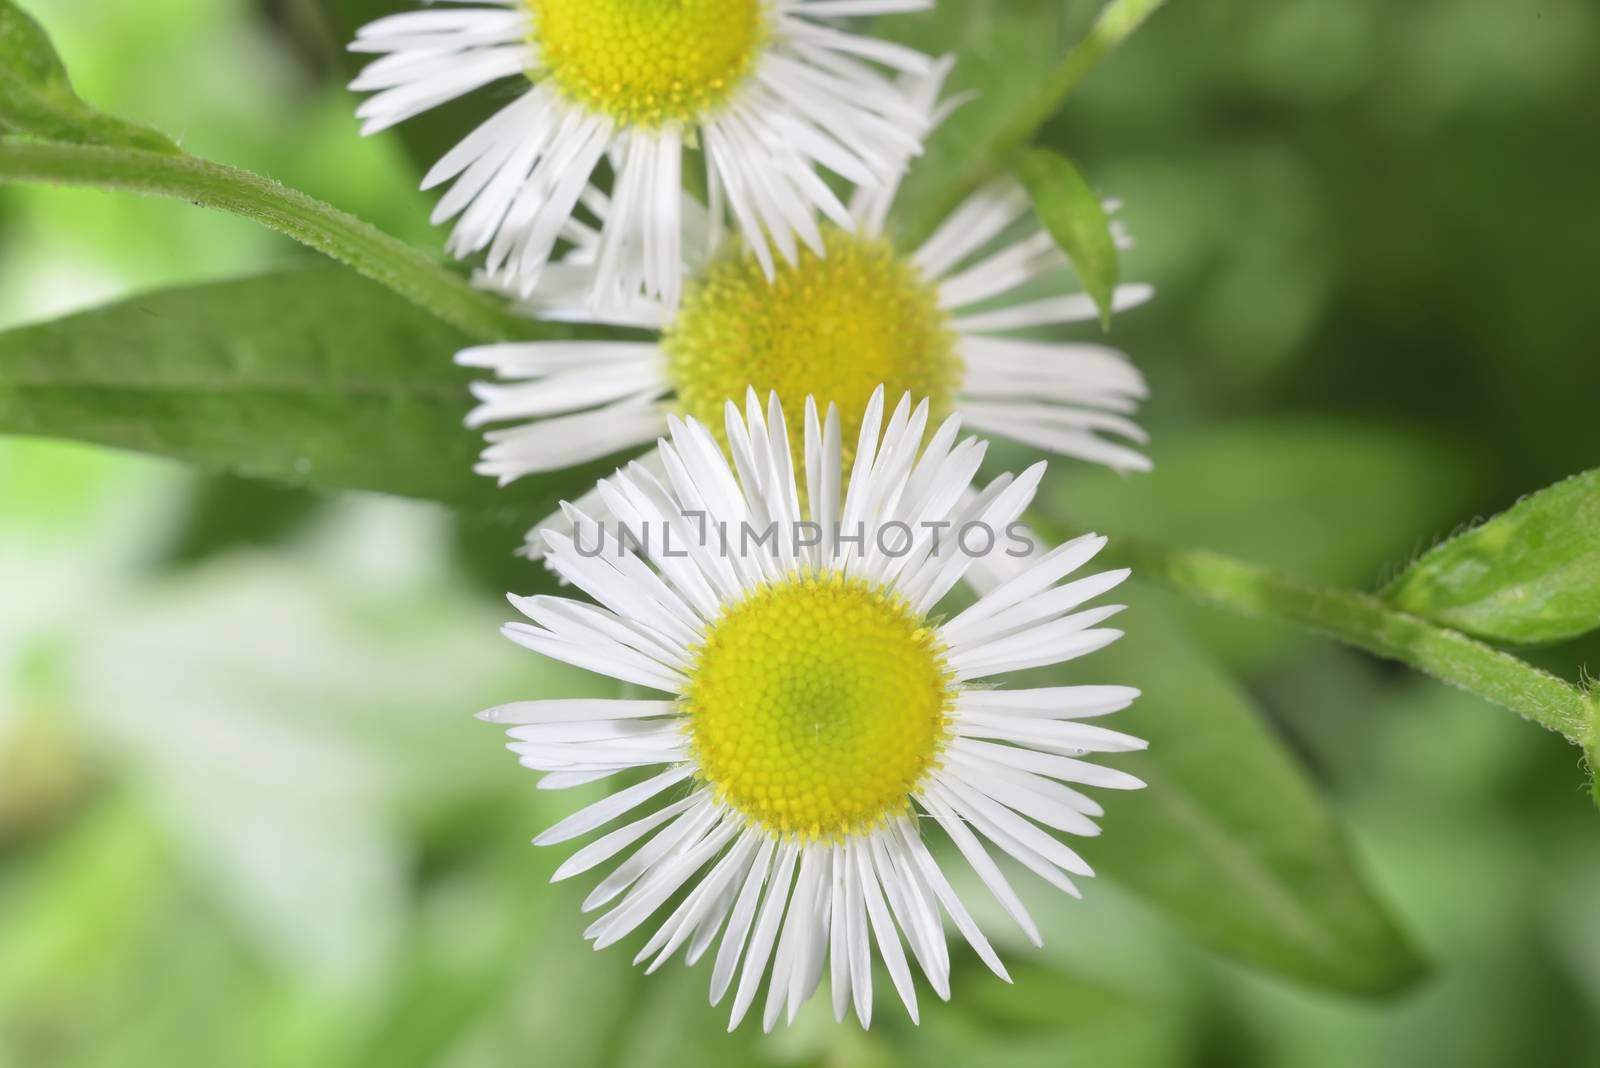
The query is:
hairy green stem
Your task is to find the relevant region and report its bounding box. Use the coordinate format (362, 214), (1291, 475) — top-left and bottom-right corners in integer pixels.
(902, 0), (1170, 248)
(1113, 538), (1594, 746)
(0, 138), (526, 342)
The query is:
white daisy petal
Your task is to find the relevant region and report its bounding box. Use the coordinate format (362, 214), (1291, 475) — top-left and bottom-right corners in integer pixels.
(687, 876), (743, 966)
(552, 796), (698, 883)
(475, 397), (667, 484)
(872, 830), (950, 998)
(841, 840), (874, 1027)
(956, 737), (1147, 792)
(935, 774), (1094, 877)
(948, 739), (1107, 819)
(537, 769), (626, 791)
(640, 830), (762, 972)
(581, 797), (722, 913)
(955, 685), (1142, 720)
(587, 814), (742, 950)
(762, 846), (825, 1032)
(929, 779), (1085, 899)
(854, 839), (919, 1024)
(728, 841), (800, 1030)
(942, 751), (1102, 836)
(711, 837), (778, 1006)
(894, 818), (1010, 983)
(533, 766), (695, 846)
(917, 789), (1041, 946)
(828, 843), (853, 1022)
(476, 698), (676, 725)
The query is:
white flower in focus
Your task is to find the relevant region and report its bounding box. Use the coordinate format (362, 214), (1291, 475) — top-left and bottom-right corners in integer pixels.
(348, 0), (938, 307)
(458, 66), (1154, 563)
(481, 389), (1144, 1030)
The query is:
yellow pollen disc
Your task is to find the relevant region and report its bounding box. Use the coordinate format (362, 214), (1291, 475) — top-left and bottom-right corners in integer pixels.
(663, 228), (962, 465)
(527, 0), (767, 126)
(682, 571), (955, 840)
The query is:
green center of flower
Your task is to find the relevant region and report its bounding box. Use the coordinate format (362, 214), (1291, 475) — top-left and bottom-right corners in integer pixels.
(527, 0), (768, 126)
(682, 572), (954, 840)
(663, 228), (962, 463)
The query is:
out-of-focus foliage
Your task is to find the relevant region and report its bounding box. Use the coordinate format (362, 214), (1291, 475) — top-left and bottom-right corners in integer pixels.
(2, 0), (1598, 1066)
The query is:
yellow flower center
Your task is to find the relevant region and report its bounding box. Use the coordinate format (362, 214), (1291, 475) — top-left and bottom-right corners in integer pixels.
(664, 228), (963, 463)
(682, 572), (954, 840)
(527, 0), (768, 127)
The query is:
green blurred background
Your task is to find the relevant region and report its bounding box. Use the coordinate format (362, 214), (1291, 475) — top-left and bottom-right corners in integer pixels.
(2, 1), (1598, 1065)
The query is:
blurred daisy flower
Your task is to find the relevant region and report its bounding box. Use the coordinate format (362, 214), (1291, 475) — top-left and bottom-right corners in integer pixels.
(458, 65), (1153, 561)
(348, 0), (938, 306)
(479, 390), (1144, 1030)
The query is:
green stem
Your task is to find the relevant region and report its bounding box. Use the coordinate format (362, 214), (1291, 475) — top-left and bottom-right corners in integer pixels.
(901, 0), (1170, 248)
(0, 138), (527, 343)
(1115, 538), (1594, 746)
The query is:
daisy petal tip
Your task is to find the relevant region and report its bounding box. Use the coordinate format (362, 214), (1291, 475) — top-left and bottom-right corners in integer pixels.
(1102, 566), (1133, 588)
(1121, 455), (1155, 475)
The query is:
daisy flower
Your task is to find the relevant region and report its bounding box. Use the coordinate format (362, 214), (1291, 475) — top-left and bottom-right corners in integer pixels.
(348, 0), (938, 306)
(459, 68), (1153, 561)
(480, 389), (1144, 1030)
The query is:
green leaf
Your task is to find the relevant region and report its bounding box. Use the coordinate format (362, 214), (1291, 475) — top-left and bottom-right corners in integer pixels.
(1059, 591), (1427, 994)
(0, 0), (177, 152)
(1014, 149), (1119, 328)
(0, 265), (607, 534)
(0, 139), (527, 343)
(1385, 469), (1600, 645)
